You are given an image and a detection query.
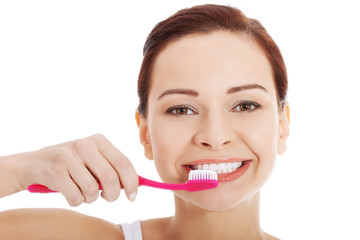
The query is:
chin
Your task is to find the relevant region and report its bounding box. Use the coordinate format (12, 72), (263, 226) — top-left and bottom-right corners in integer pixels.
(175, 186), (258, 212)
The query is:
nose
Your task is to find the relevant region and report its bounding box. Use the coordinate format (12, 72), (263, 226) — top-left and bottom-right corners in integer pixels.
(194, 112), (234, 151)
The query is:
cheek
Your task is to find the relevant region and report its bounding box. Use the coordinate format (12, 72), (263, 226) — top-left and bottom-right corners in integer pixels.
(247, 114), (278, 156)
(149, 118), (190, 182)
(242, 111), (279, 179)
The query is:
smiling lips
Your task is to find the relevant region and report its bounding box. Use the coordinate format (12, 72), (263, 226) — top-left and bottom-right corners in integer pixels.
(186, 159), (252, 183)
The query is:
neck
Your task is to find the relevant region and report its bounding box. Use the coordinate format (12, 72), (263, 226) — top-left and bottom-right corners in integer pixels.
(168, 192), (265, 240)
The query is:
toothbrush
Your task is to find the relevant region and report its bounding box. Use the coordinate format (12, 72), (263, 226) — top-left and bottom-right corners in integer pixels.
(28, 170), (218, 193)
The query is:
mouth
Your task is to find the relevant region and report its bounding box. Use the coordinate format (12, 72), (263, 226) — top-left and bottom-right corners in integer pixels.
(185, 159), (252, 183)
(189, 161), (244, 174)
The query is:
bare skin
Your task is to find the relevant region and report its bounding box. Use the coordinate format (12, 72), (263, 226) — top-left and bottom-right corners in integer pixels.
(0, 31), (288, 239)
(0, 134), (139, 206)
(0, 134), (135, 239)
(0, 208), (124, 240)
(136, 31), (289, 239)
(141, 193), (279, 240)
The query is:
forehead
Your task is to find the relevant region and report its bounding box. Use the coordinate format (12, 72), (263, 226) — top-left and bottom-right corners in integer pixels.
(149, 31), (276, 99)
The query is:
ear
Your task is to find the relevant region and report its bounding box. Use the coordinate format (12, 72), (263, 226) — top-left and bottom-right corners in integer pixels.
(277, 102), (290, 155)
(135, 110), (153, 160)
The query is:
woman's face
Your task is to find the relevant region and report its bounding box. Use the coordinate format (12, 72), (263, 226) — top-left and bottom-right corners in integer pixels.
(137, 31), (289, 211)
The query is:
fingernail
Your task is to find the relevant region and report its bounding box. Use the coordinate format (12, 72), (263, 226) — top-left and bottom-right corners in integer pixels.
(128, 192), (137, 202)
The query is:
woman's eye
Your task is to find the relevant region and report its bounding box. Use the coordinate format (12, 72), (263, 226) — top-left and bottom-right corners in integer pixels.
(233, 101), (261, 112)
(166, 105), (196, 116)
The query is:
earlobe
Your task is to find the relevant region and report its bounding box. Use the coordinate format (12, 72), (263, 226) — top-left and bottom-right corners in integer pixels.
(135, 110), (154, 160)
(278, 102), (290, 155)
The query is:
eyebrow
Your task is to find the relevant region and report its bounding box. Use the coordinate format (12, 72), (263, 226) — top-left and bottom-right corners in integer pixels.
(227, 84), (268, 94)
(157, 89), (199, 100)
(157, 83), (268, 100)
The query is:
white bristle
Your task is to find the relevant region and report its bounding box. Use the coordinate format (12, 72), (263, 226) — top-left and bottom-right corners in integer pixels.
(188, 170), (218, 181)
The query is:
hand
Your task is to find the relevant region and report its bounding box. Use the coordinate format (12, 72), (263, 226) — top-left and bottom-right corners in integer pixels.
(20, 134), (138, 206)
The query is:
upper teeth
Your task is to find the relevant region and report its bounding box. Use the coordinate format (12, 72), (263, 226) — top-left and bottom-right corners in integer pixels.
(191, 162), (243, 174)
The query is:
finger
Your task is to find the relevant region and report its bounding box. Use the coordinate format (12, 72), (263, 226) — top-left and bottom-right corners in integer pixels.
(34, 147), (85, 206)
(87, 154), (121, 202)
(67, 161), (100, 204)
(72, 137), (121, 202)
(57, 174), (85, 207)
(90, 134), (139, 201)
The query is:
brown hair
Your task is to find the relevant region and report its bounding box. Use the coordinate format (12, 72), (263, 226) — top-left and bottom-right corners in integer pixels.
(137, 4), (287, 117)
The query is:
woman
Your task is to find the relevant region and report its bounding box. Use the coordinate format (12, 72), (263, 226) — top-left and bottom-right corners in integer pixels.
(0, 4), (289, 239)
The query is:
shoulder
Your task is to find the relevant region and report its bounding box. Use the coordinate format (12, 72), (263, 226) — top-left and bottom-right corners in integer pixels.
(263, 232), (280, 240)
(0, 208), (125, 240)
(141, 217), (172, 240)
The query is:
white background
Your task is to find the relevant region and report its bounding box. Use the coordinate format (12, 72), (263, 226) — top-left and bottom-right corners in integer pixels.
(1, 0), (359, 239)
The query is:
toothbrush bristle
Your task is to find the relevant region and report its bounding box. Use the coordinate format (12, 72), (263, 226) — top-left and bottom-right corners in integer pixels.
(188, 170), (218, 181)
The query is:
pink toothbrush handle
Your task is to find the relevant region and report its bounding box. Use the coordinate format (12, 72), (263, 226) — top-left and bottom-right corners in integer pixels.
(28, 170), (219, 193)
(138, 176), (186, 190)
(28, 182), (103, 193)
(27, 184), (58, 193)
(28, 176), (186, 193)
